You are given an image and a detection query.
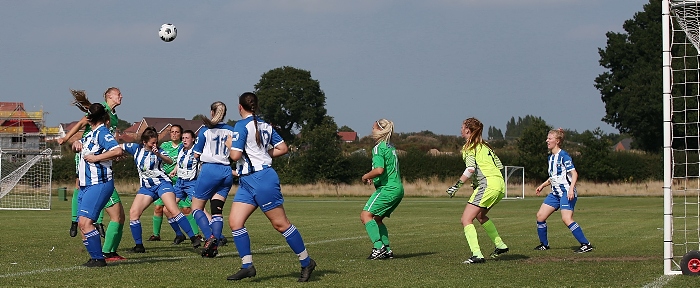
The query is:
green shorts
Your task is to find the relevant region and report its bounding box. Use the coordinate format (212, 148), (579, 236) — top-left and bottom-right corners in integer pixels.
(469, 179), (505, 209)
(363, 185), (404, 218)
(154, 196), (192, 209)
(105, 189), (121, 208)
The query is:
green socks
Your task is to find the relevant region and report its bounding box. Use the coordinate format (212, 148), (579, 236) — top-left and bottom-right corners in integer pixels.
(482, 220), (507, 249)
(102, 221), (124, 253)
(71, 189), (79, 221)
(463, 224), (483, 258)
(186, 214), (199, 235)
(364, 220), (383, 249)
(153, 215), (163, 236)
(378, 223), (391, 251)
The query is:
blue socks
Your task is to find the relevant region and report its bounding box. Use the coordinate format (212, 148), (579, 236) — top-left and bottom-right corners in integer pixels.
(168, 217), (183, 236)
(173, 213), (194, 237)
(192, 209), (212, 238)
(130, 220), (143, 244)
(568, 222), (589, 244)
(83, 229), (103, 259)
(537, 221), (548, 246)
(211, 215), (223, 240)
(232, 227), (252, 268)
(283, 225), (310, 267)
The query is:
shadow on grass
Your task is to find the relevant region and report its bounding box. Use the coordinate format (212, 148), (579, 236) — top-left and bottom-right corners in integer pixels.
(490, 254), (529, 261)
(391, 252), (436, 259)
(245, 268), (339, 283)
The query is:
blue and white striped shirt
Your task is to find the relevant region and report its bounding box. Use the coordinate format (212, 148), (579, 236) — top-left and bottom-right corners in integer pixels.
(231, 115), (283, 175)
(193, 123), (235, 165)
(176, 145), (199, 181)
(121, 143), (172, 188)
(547, 149), (577, 197)
(78, 124), (120, 186)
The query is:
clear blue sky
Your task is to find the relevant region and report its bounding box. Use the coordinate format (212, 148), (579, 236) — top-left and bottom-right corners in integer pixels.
(0, 0), (649, 137)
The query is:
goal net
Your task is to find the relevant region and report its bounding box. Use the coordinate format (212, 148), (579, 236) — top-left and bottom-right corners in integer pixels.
(665, 0), (700, 275)
(503, 166), (524, 199)
(0, 148), (53, 210)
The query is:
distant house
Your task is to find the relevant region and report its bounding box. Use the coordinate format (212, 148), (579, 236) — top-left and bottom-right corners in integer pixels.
(614, 138), (633, 152)
(0, 102), (60, 152)
(338, 131), (358, 143)
(124, 117), (205, 143)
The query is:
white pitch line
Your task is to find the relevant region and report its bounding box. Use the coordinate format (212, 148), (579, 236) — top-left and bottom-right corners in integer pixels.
(0, 235), (366, 279)
(641, 275), (675, 288)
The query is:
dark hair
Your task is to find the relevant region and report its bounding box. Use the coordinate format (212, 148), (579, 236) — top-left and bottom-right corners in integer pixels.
(182, 129), (195, 139)
(86, 103), (109, 125)
(239, 92), (262, 146)
(171, 124), (183, 133)
(141, 126), (158, 143)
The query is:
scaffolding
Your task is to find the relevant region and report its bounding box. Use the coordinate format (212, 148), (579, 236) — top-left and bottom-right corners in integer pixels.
(0, 102), (60, 153)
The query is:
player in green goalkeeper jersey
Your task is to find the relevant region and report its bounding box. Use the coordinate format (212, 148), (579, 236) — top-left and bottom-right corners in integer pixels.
(361, 118), (404, 260)
(446, 117), (509, 264)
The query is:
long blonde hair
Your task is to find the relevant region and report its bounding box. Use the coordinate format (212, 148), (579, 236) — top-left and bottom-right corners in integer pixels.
(202, 101), (227, 129)
(372, 118), (394, 144)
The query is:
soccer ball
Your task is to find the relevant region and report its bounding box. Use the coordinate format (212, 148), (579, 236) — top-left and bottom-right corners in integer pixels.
(158, 23), (177, 42)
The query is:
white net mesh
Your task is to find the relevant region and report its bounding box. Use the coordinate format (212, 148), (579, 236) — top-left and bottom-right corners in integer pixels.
(669, 0), (700, 273)
(0, 149), (53, 210)
(503, 166), (524, 199)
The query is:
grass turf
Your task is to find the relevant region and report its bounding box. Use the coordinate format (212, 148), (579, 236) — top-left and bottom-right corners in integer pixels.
(0, 196), (696, 287)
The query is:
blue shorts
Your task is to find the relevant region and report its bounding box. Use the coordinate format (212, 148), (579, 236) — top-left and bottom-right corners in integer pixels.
(137, 182), (177, 200)
(78, 181), (115, 221)
(194, 163), (233, 200)
(233, 168), (284, 212)
(175, 179), (197, 199)
(542, 192), (577, 211)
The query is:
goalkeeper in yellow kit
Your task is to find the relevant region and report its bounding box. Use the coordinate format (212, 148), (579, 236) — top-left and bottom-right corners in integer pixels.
(446, 117), (509, 264)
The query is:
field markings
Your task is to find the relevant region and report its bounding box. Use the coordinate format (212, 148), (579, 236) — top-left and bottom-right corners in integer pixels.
(641, 275), (675, 288)
(0, 235), (366, 279)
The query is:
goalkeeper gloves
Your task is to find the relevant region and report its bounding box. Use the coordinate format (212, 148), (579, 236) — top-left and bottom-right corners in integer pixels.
(446, 180), (464, 198)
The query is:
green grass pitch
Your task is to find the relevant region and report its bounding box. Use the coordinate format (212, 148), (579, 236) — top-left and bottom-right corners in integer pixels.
(0, 196), (696, 287)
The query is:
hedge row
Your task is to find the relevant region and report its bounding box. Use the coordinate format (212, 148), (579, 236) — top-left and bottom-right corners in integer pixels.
(50, 149), (663, 185)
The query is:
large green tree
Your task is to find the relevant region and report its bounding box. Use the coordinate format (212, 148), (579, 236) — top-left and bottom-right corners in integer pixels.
(254, 66), (327, 142)
(505, 115), (545, 139)
(515, 118), (551, 182)
(595, 0), (662, 152)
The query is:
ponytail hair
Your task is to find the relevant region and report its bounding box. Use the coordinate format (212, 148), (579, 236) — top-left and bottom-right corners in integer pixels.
(239, 92), (262, 146)
(202, 101), (227, 129)
(70, 89), (92, 113)
(141, 126), (158, 143)
(372, 118), (394, 144)
(462, 117), (492, 152)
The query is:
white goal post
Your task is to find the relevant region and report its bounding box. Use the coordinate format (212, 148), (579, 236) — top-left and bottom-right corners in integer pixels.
(503, 166), (525, 199)
(664, 0), (700, 275)
(0, 148), (53, 210)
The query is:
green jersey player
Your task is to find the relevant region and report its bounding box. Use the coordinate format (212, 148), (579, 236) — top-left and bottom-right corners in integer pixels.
(58, 87), (126, 262)
(446, 117), (509, 264)
(361, 118), (404, 260)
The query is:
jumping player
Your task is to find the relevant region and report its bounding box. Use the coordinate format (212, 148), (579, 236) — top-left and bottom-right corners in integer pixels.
(75, 103), (124, 267)
(360, 118), (404, 260)
(57, 88), (126, 261)
(534, 128), (593, 253)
